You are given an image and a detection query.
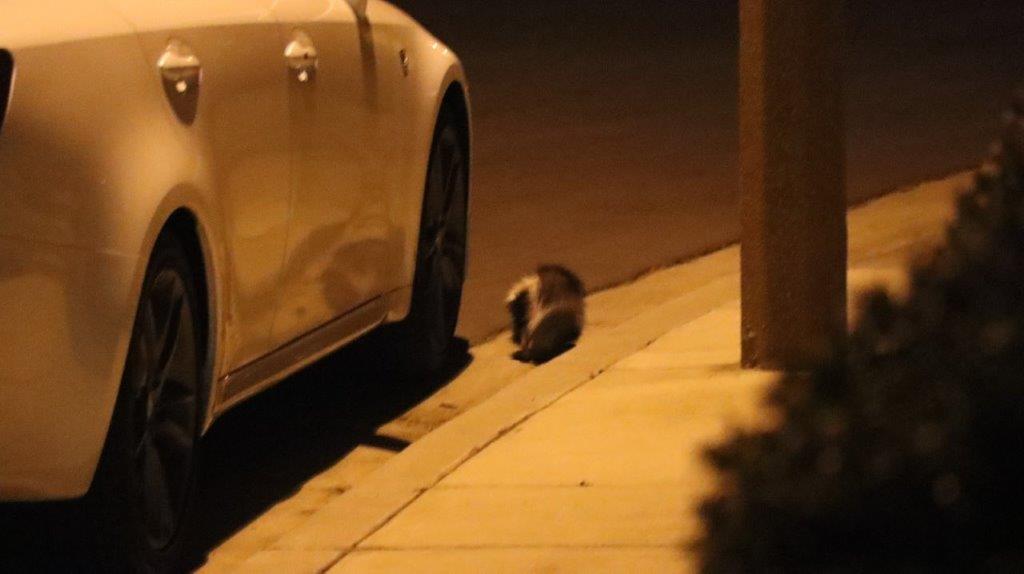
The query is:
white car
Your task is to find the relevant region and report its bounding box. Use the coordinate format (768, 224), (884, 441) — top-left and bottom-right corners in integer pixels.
(0, 0), (469, 568)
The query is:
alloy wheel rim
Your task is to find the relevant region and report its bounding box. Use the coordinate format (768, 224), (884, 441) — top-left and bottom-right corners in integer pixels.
(422, 130), (467, 346)
(126, 267), (199, 550)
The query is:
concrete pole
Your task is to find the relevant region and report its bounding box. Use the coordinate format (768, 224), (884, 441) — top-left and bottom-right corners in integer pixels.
(740, 0), (847, 369)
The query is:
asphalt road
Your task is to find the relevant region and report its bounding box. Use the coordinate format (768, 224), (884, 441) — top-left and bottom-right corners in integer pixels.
(391, 0), (1024, 342)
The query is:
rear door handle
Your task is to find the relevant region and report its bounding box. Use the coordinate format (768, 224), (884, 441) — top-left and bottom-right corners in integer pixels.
(285, 31), (318, 82)
(158, 40), (201, 93)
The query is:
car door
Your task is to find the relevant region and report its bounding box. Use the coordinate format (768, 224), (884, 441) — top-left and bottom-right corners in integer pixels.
(268, 0), (391, 348)
(106, 0), (293, 372)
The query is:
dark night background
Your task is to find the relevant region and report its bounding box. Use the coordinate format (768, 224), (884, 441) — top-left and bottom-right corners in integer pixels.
(387, 0), (1024, 341)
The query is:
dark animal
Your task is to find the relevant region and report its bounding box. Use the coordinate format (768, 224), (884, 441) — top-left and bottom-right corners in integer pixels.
(505, 264), (585, 363)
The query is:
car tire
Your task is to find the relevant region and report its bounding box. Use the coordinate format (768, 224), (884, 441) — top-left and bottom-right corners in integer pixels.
(391, 108), (469, 375)
(83, 233), (205, 573)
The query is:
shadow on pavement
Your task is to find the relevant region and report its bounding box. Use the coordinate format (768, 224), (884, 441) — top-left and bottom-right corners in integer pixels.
(0, 331), (473, 572)
(182, 329), (472, 568)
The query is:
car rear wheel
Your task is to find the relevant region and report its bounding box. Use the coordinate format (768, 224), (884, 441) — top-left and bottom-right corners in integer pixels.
(85, 233), (204, 572)
(393, 109), (468, 374)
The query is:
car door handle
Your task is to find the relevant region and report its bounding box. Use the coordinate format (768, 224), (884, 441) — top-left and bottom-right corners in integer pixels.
(158, 40), (202, 93)
(285, 32), (318, 82)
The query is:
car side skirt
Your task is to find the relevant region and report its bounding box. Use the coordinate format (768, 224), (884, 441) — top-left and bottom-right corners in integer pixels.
(211, 295), (389, 423)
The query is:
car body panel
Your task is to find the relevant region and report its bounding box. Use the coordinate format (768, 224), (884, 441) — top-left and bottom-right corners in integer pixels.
(0, 0), (468, 501)
(0, 239), (135, 499)
(353, 1), (473, 326)
(0, 4), (164, 499)
(214, 0), (471, 417)
(269, 0), (390, 348)
(107, 0), (295, 374)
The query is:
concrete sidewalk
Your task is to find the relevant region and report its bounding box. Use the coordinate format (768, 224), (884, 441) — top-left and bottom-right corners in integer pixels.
(235, 173), (968, 573)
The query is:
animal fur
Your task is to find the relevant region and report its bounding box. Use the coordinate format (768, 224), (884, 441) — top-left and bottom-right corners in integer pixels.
(505, 265), (585, 363)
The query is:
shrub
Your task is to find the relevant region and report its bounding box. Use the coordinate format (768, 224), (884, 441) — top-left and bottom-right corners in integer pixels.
(698, 91), (1024, 573)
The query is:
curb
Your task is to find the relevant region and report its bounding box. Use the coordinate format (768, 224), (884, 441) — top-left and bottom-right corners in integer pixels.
(237, 249), (742, 573)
